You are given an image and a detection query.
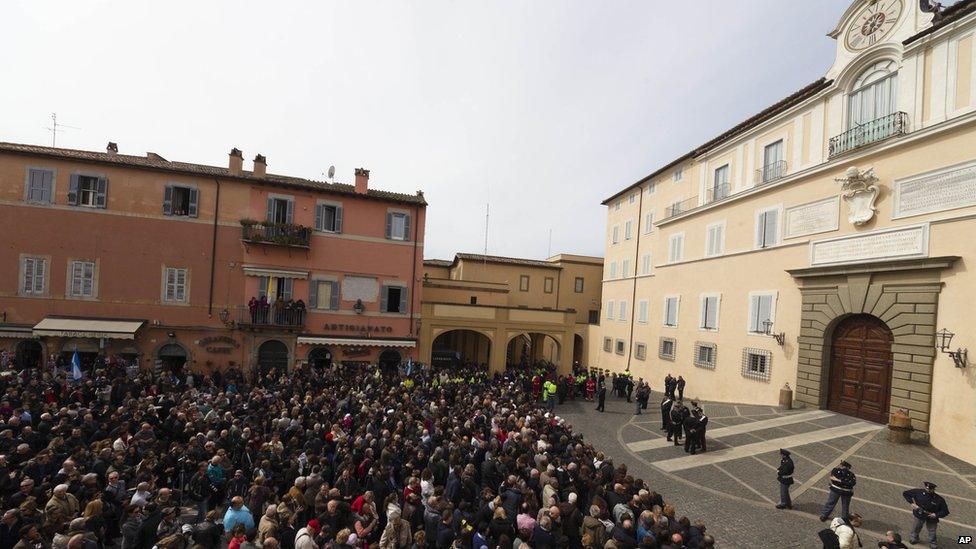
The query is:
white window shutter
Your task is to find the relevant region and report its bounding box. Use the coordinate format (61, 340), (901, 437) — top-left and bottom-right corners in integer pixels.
(163, 185), (174, 215)
(188, 188), (199, 217)
(756, 212), (767, 247)
(330, 281), (340, 310)
(309, 280), (319, 309)
(335, 206), (343, 233)
(314, 205), (323, 231)
(764, 210), (779, 246)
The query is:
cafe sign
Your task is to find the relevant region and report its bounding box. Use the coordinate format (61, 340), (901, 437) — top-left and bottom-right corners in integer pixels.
(342, 347), (372, 358)
(325, 323), (394, 334)
(198, 335), (240, 354)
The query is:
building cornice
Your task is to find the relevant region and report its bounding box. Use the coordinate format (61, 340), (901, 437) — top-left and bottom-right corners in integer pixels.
(787, 255), (960, 279)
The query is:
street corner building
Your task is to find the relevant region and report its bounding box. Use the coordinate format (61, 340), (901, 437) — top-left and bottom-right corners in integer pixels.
(0, 143), (426, 379)
(419, 253), (604, 376)
(593, 0), (976, 463)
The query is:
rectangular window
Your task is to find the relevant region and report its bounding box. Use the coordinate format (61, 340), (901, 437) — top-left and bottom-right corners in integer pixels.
(381, 285), (408, 313)
(669, 199), (683, 216)
(673, 167), (683, 182)
(668, 233), (684, 263)
(266, 197), (294, 224)
(644, 212), (654, 234)
(615, 339), (625, 355)
(611, 225), (620, 244)
(622, 259), (631, 278)
(748, 293), (776, 334)
(640, 253), (652, 275)
(634, 343), (647, 360)
(609, 262), (618, 279)
(637, 300), (648, 323)
(69, 260), (95, 298)
(712, 164), (730, 201)
(68, 174), (107, 208)
(606, 300), (615, 320)
(315, 204), (343, 232)
(629, 193), (636, 204)
(588, 310), (599, 324)
(163, 185), (199, 217)
(574, 277), (584, 293)
(603, 337), (612, 352)
(762, 139), (785, 182)
(755, 207), (781, 248)
(258, 277), (294, 300)
(618, 300), (628, 321)
(646, 182), (656, 195)
(624, 220), (633, 240)
(742, 348), (772, 381)
(706, 222), (725, 257)
(544, 277), (554, 293)
(25, 168), (54, 204)
(519, 275), (530, 292)
(386, 211), (411, 241)
(659, 337), (676, 360)
(21, 256), (47, 296)
(309, 280), (340, 310)
(663, 296), (680, 327)
(695, 342), (717, 369)
(700, 294), (720, 331)
(470, 296), (477, 305)
(163, 267), (188, 303)
(614, 201), (621, 211)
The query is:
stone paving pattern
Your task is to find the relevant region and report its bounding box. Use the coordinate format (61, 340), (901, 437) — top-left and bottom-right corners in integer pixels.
(557, 392), (976, 548)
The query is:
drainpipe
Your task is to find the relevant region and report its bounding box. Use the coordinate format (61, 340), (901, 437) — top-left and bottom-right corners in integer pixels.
(207, 178), (221, 317)
(626, 187), (643, 372)
(409, 202), (420, 337)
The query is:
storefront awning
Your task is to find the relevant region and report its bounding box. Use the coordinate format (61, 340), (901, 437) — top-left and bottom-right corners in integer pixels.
(242, 266), (309, 279)
(0, 325), (34, 339)
(33, 318), (145, 340)
(297, 336), (416, 348)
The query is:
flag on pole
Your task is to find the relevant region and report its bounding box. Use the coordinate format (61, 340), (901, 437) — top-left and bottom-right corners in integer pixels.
(71, 351), (82, 381)
(406, 358), (413, 376)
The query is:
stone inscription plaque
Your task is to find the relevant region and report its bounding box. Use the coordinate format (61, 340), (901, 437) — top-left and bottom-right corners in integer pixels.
(785, 197), (839, 238)
(341, 276), (378, 302)
(811, 225), (927, 266)
(895, 162), (976, 218)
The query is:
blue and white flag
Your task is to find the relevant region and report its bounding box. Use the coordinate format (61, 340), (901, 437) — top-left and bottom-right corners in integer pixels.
(405, 358), (413, 376)
(71, 351), (83, 381)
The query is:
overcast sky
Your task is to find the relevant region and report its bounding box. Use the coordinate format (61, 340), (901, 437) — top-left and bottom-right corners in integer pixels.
(2, 0), (852, 260)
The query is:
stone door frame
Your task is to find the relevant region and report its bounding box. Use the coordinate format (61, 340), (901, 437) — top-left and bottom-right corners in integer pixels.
(787, 256), (959, 434)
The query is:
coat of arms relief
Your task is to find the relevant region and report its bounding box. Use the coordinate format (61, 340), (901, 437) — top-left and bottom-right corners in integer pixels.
(835, 166), (880, 226)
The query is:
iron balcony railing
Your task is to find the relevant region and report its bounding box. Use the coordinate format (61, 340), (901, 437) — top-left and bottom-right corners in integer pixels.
(237, 304), (306, 328)
(241, 221), (312, 248)
(755, 160), (788, 185)
(664, 195), (699, 219)
(829, 112), (909, 158)
(704, 183), (730, 204)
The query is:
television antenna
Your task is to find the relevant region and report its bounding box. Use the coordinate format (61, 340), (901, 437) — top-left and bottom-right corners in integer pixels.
(327, 165), (335, 180)
(44, 113), (81, 147)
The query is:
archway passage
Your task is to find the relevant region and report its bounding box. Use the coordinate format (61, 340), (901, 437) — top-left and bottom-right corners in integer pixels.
(307, 347), (333, 370)
(257, 340), (289, 378)
(827, 314), (893, 424)
(157, 343), (188, 378)
(378, 349), (401, 373)
(15, 340), (42, 369)
(573, 334), (584, 365)
(432, 329), (491, 368)
(506, 332), (561, 369)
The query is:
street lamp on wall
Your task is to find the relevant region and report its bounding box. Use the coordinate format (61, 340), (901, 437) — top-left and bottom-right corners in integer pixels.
(762, 320), (786, 346)
(935, 328), (968, 368)
(353, 299), (365, 315)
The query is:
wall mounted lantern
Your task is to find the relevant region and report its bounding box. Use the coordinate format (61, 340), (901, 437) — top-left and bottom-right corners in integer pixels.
(218, 308), (230, 325)
(353, 299), (365, 315)
(762, 320), (786, 346)
(935, 328), (968, 368)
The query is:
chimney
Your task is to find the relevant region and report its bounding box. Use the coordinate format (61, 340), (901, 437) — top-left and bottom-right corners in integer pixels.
(106, 142), (118, 155)
(355, 168), (370, 195)
(253, 154), (267, 177)
(228, 148), (243, 175)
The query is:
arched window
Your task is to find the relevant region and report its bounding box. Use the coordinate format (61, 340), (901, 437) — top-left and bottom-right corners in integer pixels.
(848, 60), (898, 127)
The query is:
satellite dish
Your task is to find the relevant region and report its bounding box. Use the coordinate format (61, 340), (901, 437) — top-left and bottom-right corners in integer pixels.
(327, 165), (335, 180)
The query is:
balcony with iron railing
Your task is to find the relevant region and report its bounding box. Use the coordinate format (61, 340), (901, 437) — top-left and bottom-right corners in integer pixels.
(704, 183), (730, 205)
(828, 112), (909, 158)
(755, 160), (788, 185)
(240, 220), (312, 249)
(236, 304), (306, 329)
(664, 196), (699, 219)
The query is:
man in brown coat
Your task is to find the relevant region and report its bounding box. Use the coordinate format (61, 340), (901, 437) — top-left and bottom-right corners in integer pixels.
(43, 484), (79, 537)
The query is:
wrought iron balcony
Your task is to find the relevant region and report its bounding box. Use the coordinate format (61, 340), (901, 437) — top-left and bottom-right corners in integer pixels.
(829, 112), (909, 158)
(704, 183), (730, 204)
(241, 221), (312, 249)
(755, 160), (788, 185)
(237, 304), (306, 329)
(664, 196), (699, 219)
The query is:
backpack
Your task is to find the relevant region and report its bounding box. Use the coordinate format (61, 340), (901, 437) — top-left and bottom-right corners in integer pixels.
(818, 527), (841, 549)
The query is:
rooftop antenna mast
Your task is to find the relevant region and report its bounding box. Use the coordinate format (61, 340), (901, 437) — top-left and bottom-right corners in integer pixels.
(44, 113), (81, 147)
(483, 202), (489, 264)
(547, 228), (552, 258)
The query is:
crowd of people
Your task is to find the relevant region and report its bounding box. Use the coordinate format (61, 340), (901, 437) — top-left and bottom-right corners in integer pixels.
(246, 296), (307, 326)
(0, 356), (716, 549)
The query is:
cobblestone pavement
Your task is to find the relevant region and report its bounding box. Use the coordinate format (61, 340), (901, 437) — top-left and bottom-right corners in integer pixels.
(557, 392), (976, 548)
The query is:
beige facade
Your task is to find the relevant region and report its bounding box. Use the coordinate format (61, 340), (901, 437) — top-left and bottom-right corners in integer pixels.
(420, 253), (603, 374)
(593, 0), (976, 463)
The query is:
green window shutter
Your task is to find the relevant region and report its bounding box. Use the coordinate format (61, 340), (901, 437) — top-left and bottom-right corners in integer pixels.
(385, 212), (393, 239)
(380, 285), (389, 312)
(95, 178), (108, 208)
(266, 198), (274, 223)
(187, 188), (199, 217)
(399, 287), (408, 314)
(285, 200), (294, 224)
(309, 281), (319, 309)
(403, 214), (411, 240)
(314, 204), (322, 231)
(335, 206), (343, 233)
(67, 174), (79, 205)
(330, 281), (340, 310)
(163, 185), (173, 215)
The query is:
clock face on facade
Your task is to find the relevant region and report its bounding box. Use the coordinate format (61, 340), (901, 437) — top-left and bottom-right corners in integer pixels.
(845, 0), (903, 51)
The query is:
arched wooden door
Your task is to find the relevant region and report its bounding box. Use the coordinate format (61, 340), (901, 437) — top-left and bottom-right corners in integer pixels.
(827, 314), (893, 423)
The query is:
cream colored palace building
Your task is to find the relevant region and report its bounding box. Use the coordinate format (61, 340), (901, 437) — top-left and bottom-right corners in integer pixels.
(591, 0), (976, 463)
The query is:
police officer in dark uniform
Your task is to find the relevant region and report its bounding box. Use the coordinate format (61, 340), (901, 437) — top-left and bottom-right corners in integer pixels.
(819, 460), (856, 522)
(664, 374), (676, 399)
(669, 401), (685, 446)
(775, 448), (794, 509)
(683, 409), (701, 454)
(693, 403), (708, 452)
(675, 375), (686, 401)
(596, 376), (607, 412)
(625, 375), (634, 403)
(903, 481), (949, 548)
(661, 395), (673, 432)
